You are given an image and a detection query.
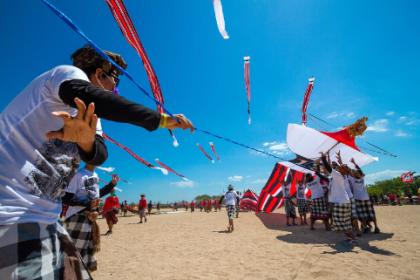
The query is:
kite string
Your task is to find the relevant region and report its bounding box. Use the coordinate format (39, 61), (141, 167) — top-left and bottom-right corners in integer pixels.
(41, 0), (286, 162)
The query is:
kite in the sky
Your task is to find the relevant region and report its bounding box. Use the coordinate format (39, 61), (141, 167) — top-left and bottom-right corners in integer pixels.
(301, 77), (315, 126)
(155, 159), (190, 181)
(213, 0), (229, 39)
(244, 56), (251, 124)
(209, 142), (220, 160)
(287, 117), (378, 167)
(105, 0), (179, 147)
(102, 133), (168, 175)
(196, 143), (215, 163)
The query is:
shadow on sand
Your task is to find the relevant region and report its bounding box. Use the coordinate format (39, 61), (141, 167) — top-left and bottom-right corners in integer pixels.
(256, 212), (397, 256)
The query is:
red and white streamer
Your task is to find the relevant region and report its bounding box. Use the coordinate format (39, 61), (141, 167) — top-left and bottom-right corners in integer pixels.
(209, 142), (220, 160)
(244, 56), (251, 125)
(105, 0), (179, 147)
(102, 133), (168, 175)
(155, 159), (189, 181)
(301, 77), (315, 126)
(213, 0), (229, 39)
(196, 143), (214, 163)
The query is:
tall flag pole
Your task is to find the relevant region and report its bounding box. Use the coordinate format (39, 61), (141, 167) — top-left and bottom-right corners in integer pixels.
(212, 0), (229, 39)
(301, 77), (315, 126)
(105, 0), (179, 147)
(244, 56), (251, 125)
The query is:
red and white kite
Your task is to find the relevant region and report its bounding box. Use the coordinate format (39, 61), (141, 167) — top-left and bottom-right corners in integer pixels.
(244, 56), (251, 124)
(209, 142), (220, 160)
(155, 159), (190, 181)
(301, 77), (315, 126)
(401, 171), (414, 183)
(196, 143), (214, 163)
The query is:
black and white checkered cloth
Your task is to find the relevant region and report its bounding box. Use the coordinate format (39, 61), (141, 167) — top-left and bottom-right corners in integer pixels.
(65, 212), (97, 272)
(297, 199), (308, 215)
(284, 198), (296, 218)
(310, 197), (329, 219)
(331, 203), (352, 231)
(350, 198), (358, 220)
(355, 199), (376, 221)
(226, 205), (236, 219)
(0, 222), (91, 280)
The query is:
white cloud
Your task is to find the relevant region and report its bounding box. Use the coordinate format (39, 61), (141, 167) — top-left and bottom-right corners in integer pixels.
(366, 119), (389, 132)
(96, 166), (116, 172)
(395, 130), (409, 137)
(251, 178), (266, 184)
(398, 115), (420, 126)
(228, 175), (243, 182)
(386, 111), (395, 116)
(262, 141), (291, 156)
(365, 169), (405, 185)
(170, 181), (194, 188)
(326, 111), (356, 119)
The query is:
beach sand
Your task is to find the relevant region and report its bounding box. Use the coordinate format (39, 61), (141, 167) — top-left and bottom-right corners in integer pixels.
(93, 206), (420, 280)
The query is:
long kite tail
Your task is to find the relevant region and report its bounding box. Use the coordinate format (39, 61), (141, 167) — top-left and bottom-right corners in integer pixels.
(301, 77), (315, 126)
(155, 159), (189, 181)
(209, 142), (220, 160)
(244, 56), (251, 125)
(102, 133), (168, 175)
(196, 143), (215, 163)
(213, 0), (229, 39)
(105, 0), (179, 146)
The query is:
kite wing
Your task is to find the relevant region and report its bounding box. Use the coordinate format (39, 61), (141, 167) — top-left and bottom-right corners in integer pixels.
(286, 123), (378, 167)
(240, 189), (259, 211)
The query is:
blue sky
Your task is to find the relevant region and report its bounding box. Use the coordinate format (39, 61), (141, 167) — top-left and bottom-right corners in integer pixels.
(1, 0), (419, 203)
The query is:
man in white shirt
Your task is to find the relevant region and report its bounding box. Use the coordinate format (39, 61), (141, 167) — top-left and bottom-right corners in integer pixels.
(219, 185), (239, 232)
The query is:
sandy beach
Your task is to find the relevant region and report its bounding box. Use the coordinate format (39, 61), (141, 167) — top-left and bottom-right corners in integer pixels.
(93, 206), (420, 280)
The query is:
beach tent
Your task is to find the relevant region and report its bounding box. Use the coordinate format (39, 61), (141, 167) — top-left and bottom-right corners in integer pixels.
(240, 189), (259, 211)
(257, 162), (309, 213)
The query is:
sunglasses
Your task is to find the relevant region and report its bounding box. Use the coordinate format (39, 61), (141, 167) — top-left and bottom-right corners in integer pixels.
(104, 71), (120, 87)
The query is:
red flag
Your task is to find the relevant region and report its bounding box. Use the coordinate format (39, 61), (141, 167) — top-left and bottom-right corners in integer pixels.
(301, 77), (315, 126)
(209, 142), (220, 160)
(105, 0), (178, 146)
(155, 159), (189, 181)
(196, 143), (214, 163)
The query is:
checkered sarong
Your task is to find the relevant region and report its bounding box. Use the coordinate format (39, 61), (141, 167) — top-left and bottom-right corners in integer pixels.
(331, 203), (352, 231)
(355, 199), (376, 221)
(284, 198), (296, 218)
(65, 212), (97, 272)
(310, 197), (329, 219)
(350, 199), (358, 220)
(0, 222), (91, 280)
(226, 205), (236, 219)
(297, 199), (308, 215)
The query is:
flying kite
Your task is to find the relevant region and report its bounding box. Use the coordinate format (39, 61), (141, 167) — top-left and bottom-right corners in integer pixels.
(301, 77), (315, 126)
(213, 0), (229, 39)
(287, 117), (378, 167)
(155, 159), (190, 181)
(244, 56), (251, 124)
(209, 142), (220, 160)
(196, 143), (215, 163)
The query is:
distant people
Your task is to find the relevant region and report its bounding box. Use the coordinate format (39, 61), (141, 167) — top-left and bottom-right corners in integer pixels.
(121, 200), (128, 217)
(296, 177), (308, 225)
(157, 202), (161, 213)
(103, 189), (121, 235)
(174, 202), (178, 211)
(190, 201), (195, 212)
(283, 173), (297, 226)
(185, 202), (189, 211)
(220, 185), (239, 232)
(138, 194), (147, 223)
(235, 194), (241, 218)
(147, 200), (153, 215)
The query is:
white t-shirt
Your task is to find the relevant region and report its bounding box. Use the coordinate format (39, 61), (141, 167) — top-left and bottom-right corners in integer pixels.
(296, 184), (306, 200)
(224, 191), (238, 206)
(283, 183), (291, 198)
(0, 65), (102, 225)
(65, 168), (100, 219)
(344, 176), (354, 199)
(348, 176), (369, 201)
(328, 170), (350, 204)
(306, 177), (324, 199)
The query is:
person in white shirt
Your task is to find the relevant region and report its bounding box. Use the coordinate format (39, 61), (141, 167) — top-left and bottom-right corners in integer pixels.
(296, 177), (309, 225)
(305, 172), (330, 231)
(349, 158), (380, 234)
(219, 185), (239, 232)
(322, 152), (356, 244)
(283, 173), (297, 226)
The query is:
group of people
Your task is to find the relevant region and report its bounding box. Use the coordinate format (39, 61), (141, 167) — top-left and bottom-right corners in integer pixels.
(282, 152), (380, 244)
(0, 46), (194, 279)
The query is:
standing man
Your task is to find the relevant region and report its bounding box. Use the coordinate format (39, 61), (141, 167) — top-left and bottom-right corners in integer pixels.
(138, 194), (147, 223)
(219, 185), (239, 232)
(0, 45), (194, 279)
